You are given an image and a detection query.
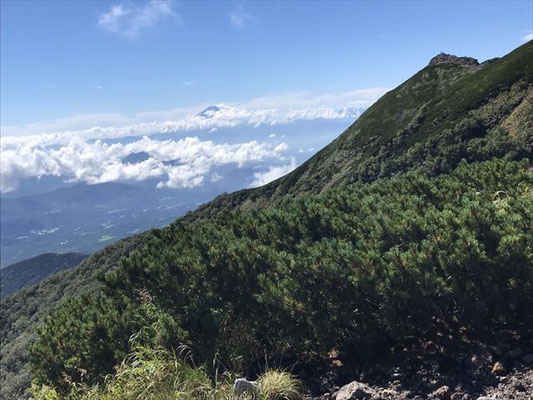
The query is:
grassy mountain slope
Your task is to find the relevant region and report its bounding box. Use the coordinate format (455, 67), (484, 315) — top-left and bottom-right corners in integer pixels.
(1, 42), (532, 399)
(31, 159), (533, 398)
(188, 41), (532, 219)
(0, 253), (88, 299)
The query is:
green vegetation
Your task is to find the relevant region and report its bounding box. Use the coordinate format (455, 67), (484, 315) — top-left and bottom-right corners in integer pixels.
(30, 346), (299, 400)
(189, 41), (532, 219)
(0, 253), (88, 299)
(1, 235), (148, 400)
(30, 302), (300, 400)
(1, 42), (532, 399)
(30, 159), (533, 395)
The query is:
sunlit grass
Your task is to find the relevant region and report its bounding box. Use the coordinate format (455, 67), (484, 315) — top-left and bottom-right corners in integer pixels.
(30, 346), (302, 400)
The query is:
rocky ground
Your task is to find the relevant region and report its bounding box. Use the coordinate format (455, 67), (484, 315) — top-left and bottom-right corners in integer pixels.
(302, 328), (533, 400)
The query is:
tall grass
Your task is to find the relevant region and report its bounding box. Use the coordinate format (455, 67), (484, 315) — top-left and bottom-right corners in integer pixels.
(30, 346), (301, 400)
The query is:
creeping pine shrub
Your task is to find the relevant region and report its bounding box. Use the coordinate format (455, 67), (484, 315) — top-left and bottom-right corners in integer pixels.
(32, 159), (533, 393)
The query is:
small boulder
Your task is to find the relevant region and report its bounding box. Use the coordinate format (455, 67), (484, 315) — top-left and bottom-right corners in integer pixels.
(233, 378), (257, 393)
(492, 361), (506, 376)
(432, 385), (451, 399)
(336, 381), (375, 400)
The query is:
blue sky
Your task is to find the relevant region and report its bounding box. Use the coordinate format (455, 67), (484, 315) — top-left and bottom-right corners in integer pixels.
(1, 0), (532, 129)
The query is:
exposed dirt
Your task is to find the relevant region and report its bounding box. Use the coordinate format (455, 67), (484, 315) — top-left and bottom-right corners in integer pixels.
(300, 328), (533, 399)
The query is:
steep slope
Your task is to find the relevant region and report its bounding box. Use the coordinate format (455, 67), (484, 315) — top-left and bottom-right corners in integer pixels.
(188, 41), (532, 220)
(0, 253), (88, 298)
(1, 42), (532, 399)
(31, 159), (533, 398)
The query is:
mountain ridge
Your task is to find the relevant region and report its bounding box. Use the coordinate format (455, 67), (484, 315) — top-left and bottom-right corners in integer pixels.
(185, 41), (532, 221)
(1, 42), (532, 399)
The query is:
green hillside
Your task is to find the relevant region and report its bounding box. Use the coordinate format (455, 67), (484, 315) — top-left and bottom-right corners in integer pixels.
(188, 41), (532, 219)
(30, 159), (533, 398)
(0, 253), (88, 299)
(0, 235), (148, 399)
(1, 42), (532, 399)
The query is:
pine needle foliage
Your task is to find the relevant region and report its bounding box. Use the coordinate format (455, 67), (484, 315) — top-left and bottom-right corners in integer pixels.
(30, 159), (533, 393)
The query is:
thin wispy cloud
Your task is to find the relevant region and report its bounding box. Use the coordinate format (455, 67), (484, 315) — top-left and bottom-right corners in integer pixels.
(183, 81), (195, 86)
(98, 0), (178, 38)
(229, 5), (256, 28)
(522, 31), (533, 42)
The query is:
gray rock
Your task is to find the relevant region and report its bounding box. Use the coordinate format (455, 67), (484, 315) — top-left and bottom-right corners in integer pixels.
(428, 53), (479, 67)
(432, 385), (451, 399)
(336, 381), (375, 400)
(233, 378), (257, 393)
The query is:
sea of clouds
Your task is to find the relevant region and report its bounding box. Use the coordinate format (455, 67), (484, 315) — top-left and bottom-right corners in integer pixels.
(1, 88), (389, 193)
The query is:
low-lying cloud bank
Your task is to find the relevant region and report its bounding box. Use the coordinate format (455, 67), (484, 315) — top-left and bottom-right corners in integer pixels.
(1, 88), (389, 193)
(2, 88), (389, 140)
(1, 136), (289, 193)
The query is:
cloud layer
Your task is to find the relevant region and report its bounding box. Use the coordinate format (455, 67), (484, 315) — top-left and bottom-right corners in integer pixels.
(1, 136), (289, 193)
(2, 88), (389, 139)
(251, 158), (298, 187)
(522, 32), (533, 42)
(0, 87), (389, 193)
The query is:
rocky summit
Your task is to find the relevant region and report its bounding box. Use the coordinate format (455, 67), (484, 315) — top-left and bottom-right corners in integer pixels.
(428, 52), (480, 67)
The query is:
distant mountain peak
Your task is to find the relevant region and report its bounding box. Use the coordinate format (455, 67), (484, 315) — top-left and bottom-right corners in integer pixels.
(428, 52), (479, 67)
(197, 105), (223, 118)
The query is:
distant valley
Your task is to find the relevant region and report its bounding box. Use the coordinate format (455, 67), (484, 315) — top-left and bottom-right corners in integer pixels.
(1, 117), (355, 267)
(0, 181), (220, 267)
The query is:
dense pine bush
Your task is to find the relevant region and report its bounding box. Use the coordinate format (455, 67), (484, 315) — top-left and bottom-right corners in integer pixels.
(30, 159), (533, 393)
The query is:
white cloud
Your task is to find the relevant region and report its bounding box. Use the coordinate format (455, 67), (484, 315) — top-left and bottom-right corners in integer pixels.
(98, 0), (178, 38)
(0, 87), (392, 193)
(522, 32), (533, 42)
(250, 158), (298, 188)
(274, 142), (289, 152)
(2, 87), (389, 139)
(229, 5), (256, 28)
(0, 136), (289, 193)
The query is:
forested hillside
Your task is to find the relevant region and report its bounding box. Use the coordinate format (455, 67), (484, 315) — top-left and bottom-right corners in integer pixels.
(0, 235), (148, 399)
(30, 159), (533, 398)
(0, 253), (88, 299)
(1, 41), (532, 399)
